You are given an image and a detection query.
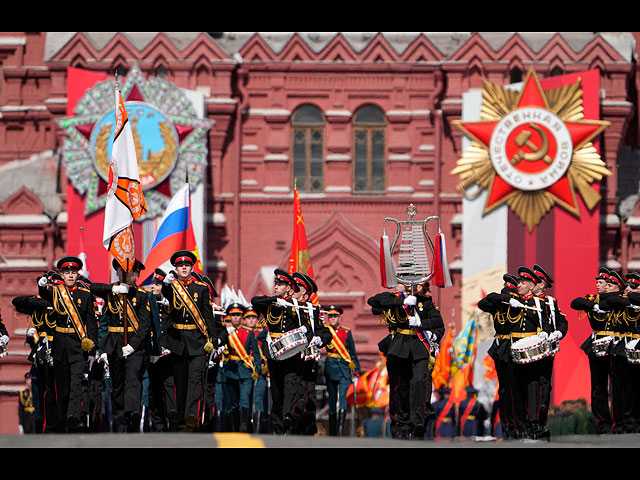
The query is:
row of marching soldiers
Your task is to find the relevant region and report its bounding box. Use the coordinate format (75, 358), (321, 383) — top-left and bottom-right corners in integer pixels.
(479, 262), (640, 440)
(11, 249), (362, 434)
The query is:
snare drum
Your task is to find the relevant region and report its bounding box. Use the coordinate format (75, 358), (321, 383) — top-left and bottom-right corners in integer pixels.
(626, 338), (640, 364)
(303, 344), (321, 362)
(511, 334), (550, 364)
(270, 328), (308, 361)
(592, 335), (613, 357)
(548, 336), (560, 356)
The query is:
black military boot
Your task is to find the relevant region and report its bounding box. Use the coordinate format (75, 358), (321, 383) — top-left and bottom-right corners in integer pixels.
(329, 413), (337, 436)
(240, 408), (251, 433)
(337, 409), (347, 436)
(253, 411), (263, 434)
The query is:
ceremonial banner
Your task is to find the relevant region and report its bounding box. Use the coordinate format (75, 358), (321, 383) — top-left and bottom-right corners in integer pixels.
(287, 186), (318, 304)
(102, 78), (147, 272)
(142, 182), (202, 283)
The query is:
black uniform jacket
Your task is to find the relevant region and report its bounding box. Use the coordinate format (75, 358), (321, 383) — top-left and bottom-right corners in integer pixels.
(38, 282), (98, 361)
(367, 291), (444, 361)
(90, 282), (152, 357)
(161, 276), (222, 356)
(571, 293), (615, 357)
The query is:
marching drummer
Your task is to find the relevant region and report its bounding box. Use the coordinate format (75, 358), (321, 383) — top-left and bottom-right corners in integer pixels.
(570, 267), (615, 434)
(503, 266), (552, 440)
(622, 272), (640, 431)
(478, 273), (521, 439)
(531, 264), (568, 440)
(290, 272), (329, 435)
(251, 268), (312, 434)
(598, 270), (633, 433)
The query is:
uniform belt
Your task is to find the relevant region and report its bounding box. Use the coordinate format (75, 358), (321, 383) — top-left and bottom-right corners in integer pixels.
(594, 330), (613, 337)
(466, 415), (475, 420)
(229, 355), (242, 361)
(173, 323), (197, 330)
(270, 332), (282, 338)
(108, 326), (135, 333)
(327, 352), (343, 359)
(496, 334), (510, 340)
(396, 328), (417, 336)
(628, 333), (640, 339)
(24, 407), (35, 413)
(510, 331), (538, 338)
(39, 333), (54, 341)
(55, 326), (75, 334)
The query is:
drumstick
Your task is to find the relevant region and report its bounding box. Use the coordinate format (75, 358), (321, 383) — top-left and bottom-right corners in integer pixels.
(501, 301), (541, 312)
(272, 300), (330, 314)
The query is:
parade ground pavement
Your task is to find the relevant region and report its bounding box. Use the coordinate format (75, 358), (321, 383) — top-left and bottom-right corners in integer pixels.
(1, 432), (640, 448)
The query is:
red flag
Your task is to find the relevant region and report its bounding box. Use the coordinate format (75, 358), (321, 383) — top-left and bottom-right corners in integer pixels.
(431, 328), (453, 391)
(288, 186), (318, 304)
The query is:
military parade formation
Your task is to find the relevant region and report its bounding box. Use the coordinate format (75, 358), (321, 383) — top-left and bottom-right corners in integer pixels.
(5, 241), (640, 440)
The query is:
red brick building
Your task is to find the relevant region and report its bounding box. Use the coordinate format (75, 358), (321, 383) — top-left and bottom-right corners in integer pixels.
(0, 32), (638, 433)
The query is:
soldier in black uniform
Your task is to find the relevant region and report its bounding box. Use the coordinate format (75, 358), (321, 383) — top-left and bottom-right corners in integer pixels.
(13, 276), (57, 433)
(597, 270), (629, 433)
(479, 273), (522, 439)
(367, 280), (444, 440)
(252, 268), (313, 434)
(145, 268), (175, 432)
(37, 256), (98, 432)
(290, 272), (331, 436)
(570, 267), (614, 434)
(532, 264), (568, 440)
(618, 272), (640, 431)
(503, 266), (552, 440)
(161, 250), (224, 432)
(89, 258), (151, 432)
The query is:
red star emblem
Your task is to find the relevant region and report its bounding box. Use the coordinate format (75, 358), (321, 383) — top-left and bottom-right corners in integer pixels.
(453, 68), (610, 228)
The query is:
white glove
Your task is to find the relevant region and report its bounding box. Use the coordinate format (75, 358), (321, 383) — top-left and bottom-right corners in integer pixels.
(427, 331), (437, 342)
(408, 314), (421, 327)
(160, 297), (170, 307)
(549, 330), (563, 341)
(18, 425), (24, 435)
(38, 276), (48, 287)
(403, 295), (417, 306)
(538, 331), (549, 340)
(163, 272), (175, 285)
(216, 346), (225, 356)
(26, 328), (36, 337)
(112, 283), (129, 294)
(593, 304), (607, 314)
(99, 352), (109, 365)
(509, 298), (526, 309)
(311, 336), (323, 347)
(122, 344), (135, 358)
(299, 325), (307, 335)
(87, 355), (95, 370)
(0, 335), (9, 346)
(226, 326), (235, 334)
(276, 298), (289, 307)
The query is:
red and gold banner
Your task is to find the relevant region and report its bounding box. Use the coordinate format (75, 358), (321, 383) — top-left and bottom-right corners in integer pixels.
(287, 186), (318, 304)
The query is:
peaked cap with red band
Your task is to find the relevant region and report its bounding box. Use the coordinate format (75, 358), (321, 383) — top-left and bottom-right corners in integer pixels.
(170, 250), (196, 267)
(606, 270), (624, 289)
(57, 256), (83, 271)
(596, 267), (611, 281)
(533, 264), (553, 286)
(626, 272), (640, 286)
(517, 266), (541, 284)
(274, 268), (299, 292)
(503, 274), (518, 289)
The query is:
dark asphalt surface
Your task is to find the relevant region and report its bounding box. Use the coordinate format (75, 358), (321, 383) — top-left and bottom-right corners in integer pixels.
(1, 432), (640, 448)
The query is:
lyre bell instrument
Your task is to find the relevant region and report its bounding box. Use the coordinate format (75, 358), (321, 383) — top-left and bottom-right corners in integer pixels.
(382, 203), (443, 291)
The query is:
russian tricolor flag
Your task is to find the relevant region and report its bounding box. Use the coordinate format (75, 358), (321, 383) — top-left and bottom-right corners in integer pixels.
(142, 182), (202, 283)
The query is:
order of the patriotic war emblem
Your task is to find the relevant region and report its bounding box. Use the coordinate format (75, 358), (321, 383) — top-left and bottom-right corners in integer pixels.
(451, 68), (610, 231)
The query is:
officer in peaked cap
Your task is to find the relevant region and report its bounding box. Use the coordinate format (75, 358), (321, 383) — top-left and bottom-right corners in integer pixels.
(243, 306), (269, 433)
(251, 268), (311, 434)
(162, 249), (220, 432)
(532, 263), (568, 440)
(37, 255), (97, 432)
(571, 266), (615, 434)
(503, 274), (518, 292)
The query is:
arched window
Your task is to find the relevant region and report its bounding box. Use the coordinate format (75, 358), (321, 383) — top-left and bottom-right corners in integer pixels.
(353, 105), (386, 192)
(292, 105), (324, 192)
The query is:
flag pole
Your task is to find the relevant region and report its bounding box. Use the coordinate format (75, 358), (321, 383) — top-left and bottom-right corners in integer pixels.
(115, 70), (128, 349)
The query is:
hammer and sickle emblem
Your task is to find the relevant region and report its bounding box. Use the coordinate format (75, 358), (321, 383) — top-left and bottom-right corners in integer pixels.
(511, 123), (552, 165)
